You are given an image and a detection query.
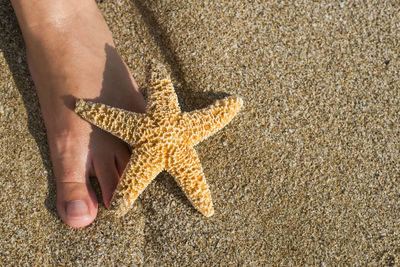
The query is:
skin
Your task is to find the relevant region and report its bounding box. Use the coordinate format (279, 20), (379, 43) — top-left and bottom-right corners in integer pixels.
(10, 0), (146, 227)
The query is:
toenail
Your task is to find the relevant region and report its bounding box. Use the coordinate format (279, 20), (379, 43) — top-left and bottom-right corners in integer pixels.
(66, 200), (89, 218)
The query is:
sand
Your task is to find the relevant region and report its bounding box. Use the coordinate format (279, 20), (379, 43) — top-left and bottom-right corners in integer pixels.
(0, 0), (399, 265)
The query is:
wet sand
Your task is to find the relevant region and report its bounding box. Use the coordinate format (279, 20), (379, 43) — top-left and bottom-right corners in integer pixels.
(0, 0), (399, 265)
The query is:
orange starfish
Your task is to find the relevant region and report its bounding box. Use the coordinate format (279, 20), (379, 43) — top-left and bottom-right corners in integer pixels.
(75, 63), (243, 217)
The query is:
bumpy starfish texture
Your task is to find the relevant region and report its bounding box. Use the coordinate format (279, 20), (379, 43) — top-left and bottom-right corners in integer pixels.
(75, 63), (243, 217)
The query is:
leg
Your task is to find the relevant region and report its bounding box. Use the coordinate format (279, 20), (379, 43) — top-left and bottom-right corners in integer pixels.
(10, 0), (146, 227)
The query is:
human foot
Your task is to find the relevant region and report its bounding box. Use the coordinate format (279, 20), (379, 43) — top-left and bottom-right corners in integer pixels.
(12, 0), (146, 227)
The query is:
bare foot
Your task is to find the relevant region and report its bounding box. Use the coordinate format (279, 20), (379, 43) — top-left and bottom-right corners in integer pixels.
(12, 0), (146, 227)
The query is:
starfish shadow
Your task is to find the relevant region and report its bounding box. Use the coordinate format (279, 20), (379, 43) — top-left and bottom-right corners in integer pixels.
(0, 1), (57, 218)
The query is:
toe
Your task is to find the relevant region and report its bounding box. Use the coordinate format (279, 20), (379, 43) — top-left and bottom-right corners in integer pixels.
(56, 179), (98, 228)
(54, 153), (98, 228)
(94, 156), (120, 208)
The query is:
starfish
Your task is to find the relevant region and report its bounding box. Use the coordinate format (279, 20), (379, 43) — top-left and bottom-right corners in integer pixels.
(75, 63), (243, 217)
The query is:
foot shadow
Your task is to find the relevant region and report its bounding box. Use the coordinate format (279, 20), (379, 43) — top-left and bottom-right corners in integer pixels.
(0, 1), (57, 217)
(131, 0), (230, 112)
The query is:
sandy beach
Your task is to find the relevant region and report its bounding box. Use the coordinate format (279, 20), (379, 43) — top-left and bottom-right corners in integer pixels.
(1, 0), (399, 265)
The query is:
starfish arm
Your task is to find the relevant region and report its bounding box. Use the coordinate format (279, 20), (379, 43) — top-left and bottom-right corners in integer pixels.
(165, 146), (214, 217)
(75, 99), (151, 146)
(110, 145), (164, 217)
(180, 96), (243, 147)
(146, 63), (181, 116)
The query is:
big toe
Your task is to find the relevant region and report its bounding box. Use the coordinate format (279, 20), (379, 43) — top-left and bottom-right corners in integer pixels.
(53, 151), (98, 228)
(56, 180), (98, 228)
